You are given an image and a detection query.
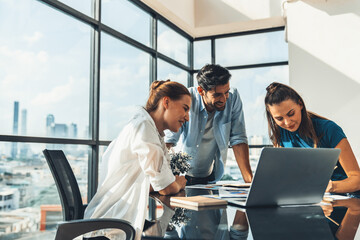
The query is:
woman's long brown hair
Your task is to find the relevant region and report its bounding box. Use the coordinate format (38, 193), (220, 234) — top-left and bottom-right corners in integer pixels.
(264, 82), (326, 147)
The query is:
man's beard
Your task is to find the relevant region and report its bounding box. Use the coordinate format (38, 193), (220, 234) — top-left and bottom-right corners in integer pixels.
(213, 102), (226, 111)
(203, 95), (226, 112)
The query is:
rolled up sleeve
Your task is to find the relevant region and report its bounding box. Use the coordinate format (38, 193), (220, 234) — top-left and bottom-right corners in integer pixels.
(149, 154), (175, 191)
(132, 121), (175, 191)
(229, 88), (248, 146)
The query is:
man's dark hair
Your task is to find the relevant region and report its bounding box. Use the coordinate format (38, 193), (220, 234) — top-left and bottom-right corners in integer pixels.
(196, 64), (231, 91)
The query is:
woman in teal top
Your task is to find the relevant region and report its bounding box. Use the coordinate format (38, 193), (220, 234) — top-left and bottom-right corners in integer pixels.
(264, 82), (360, 196)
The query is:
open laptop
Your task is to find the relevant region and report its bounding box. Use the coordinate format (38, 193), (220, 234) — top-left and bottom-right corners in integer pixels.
(227, 147), (340, 207)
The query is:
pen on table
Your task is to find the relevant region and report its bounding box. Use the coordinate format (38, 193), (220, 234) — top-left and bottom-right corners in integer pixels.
(326, 216), (339, 226)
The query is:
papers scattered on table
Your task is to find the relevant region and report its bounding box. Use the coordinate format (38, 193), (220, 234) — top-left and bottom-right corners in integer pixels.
(323, 192), (351, 201)
(185, 182), (251, 191)
(185, 184), (222, 190)
(215, 181), (251, 188)
(279, 203), (324, 208)
(218, 189), (248, 199)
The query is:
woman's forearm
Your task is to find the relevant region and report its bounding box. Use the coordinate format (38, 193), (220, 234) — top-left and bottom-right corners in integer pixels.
(158, 181), (181, 195)
(331, 174), (360, 193)
(158, 175), (186, 195)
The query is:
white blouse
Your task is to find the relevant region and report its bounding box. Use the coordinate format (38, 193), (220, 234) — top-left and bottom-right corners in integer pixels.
(84, 107), (175, 240)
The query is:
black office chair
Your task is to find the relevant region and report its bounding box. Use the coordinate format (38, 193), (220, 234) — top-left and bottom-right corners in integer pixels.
(43, 149), (135, 240)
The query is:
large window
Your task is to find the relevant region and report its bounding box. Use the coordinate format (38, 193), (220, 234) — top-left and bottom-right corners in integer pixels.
(0, 0), (288, 237)
(0, 142), (89, 237)
(194, 29), (289, 180)
(194, 29), (288, 146)
(101, 0), (151, 47)
(194, 40), (211, 69)
(58, 0), (92, 16)
(0, 0), (193, 238)
(157, 59), (189, 87)
(100, 33), (150, 140)
(231, 66), (289, 144)
(157, 21), (189, 66)
(0, 0), (90, 139)
(215, 30), (288, 66)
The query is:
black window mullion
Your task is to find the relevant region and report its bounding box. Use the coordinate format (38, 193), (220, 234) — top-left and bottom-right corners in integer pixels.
(88, 0), (101, 200)
(194, 26), (285, 41)
(38, 0), (98, 26)
(211, 38), (216, 64)
(225, 61), (288, 71)
(150, 15), (157, 84)
(0, 135), (96, 145)
(188, 39), (194, 87)
(157, 52), (192, 72)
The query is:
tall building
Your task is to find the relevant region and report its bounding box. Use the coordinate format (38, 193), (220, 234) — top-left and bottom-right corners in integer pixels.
(53, 124), (68, 138)
(11, 101), (19, 159)
(68, 123), (78, 152)
(45, 115), (74, 138)
(69, 123), (77, 138)
(83, 125), (89, 139)
(20, 109), (27, 135)
(46, 114), (55, 137)
(0, 188), (19, 211)
(20, 109), (29, 158)
(45, 114), (56, 150)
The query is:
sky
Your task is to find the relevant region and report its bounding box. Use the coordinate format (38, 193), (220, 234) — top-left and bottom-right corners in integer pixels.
(0, 0), (288, 155)
(0, 0), (90, 139)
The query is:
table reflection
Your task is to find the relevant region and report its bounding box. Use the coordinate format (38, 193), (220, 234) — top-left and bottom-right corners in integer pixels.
(144, 191), (360, 240)
(179, 188), (249, 240)
(246, 206), (333, 240)
(323, 198), (360, 240)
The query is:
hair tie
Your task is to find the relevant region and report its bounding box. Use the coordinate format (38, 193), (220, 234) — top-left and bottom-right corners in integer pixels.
(266, 82), (281, 93)
(151, 79), (170, 90)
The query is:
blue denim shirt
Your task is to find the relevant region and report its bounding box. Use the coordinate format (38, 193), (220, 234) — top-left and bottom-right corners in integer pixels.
(164, 87), (248, 181)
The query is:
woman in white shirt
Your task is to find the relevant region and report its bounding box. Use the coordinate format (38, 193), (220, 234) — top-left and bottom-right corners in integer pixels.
(84, 80), (190, 239)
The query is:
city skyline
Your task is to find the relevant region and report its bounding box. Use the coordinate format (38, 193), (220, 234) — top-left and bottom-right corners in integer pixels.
(2, 101), (83, 159)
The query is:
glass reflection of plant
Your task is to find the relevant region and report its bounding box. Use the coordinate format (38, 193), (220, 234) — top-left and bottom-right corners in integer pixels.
(168, 151), (191, 231)
(168, 207), (190, 230)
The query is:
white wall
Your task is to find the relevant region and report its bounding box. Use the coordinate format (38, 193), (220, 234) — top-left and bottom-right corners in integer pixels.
(195, 0), (283, 27)
(287, 0), (360, 161)
(141, 0), (195, 36)
(141, 0), (284, 37)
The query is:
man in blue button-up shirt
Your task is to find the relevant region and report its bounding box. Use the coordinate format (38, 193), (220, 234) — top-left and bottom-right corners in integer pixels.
(165, 64), (252, 184)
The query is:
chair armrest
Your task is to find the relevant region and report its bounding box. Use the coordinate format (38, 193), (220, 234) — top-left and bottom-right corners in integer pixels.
(55, 218), (135, 240)
(82, 204), (88, 215)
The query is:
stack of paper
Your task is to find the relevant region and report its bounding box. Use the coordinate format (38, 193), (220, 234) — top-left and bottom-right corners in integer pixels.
(170, 196), (227, 210)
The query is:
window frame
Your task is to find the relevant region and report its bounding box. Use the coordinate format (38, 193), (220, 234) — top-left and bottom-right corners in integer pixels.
(0, 0), (287, 202)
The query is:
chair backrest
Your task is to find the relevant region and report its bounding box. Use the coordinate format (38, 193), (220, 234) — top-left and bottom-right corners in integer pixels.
(43, 149), (84, 221)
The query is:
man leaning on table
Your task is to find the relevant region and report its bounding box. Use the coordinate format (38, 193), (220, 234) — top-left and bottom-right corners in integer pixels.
(165, 64), (253, 185)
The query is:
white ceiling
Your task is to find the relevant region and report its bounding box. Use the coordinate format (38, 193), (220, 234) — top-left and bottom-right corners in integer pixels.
(141, 0), (285, 38)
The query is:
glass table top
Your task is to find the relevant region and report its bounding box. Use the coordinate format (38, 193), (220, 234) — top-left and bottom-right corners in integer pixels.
(144, 188), (360, 240)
